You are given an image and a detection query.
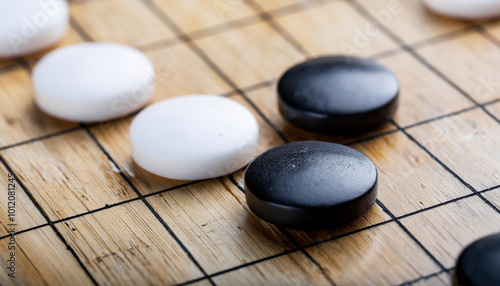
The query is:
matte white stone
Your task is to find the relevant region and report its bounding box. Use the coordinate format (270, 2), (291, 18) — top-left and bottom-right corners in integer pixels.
(0, 0), (69, 58)
(422, 0), (500, 20)
(33, 42), (155, 122)
(130, 95), (260, 180)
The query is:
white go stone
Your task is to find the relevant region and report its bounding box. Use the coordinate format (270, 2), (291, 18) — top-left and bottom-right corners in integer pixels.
(130, 95), (260, 180)
(0, 0), (69, 58)
(33, 42), (155, 122)
(422, 0), (500, 20)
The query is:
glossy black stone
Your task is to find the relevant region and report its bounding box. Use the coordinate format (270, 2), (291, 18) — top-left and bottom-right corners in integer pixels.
(244, 141), (378, 229)
(455, 233), (500, 286)
(278, 56), (399, 133)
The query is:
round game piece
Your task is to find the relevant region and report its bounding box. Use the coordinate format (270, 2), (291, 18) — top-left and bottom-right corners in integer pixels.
(0, 0), (69, 58)
(33, 42), (155, 122)
(278, 56), (399, 133)
(455, 233), (500, 286)
(422, 0), (500, 20)
(130, 95), (260, 180)
(244, 141), (378, 229)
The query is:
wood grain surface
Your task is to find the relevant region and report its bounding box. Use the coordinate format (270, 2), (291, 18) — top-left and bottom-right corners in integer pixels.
(1, 0), (500, 285)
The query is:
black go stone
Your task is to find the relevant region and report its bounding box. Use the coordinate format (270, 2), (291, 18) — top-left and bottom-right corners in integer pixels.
(455, 233), (500, 286)
(244, 141), (378, 229)
(278, 56), (399, 133)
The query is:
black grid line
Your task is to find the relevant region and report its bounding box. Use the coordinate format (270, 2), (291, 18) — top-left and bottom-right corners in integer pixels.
(136, 36), (181, 52)
(409, 24), (479, 50)
(0, 223), (50, 240)
(4, 81), (499, 154)
(221, 177), (336, 285)
(0, 179), (206, 241)
(0, 0), (494, 223)
(0, 155), (99, 285)
(0, 61), (25, 74)
(222, 78), (277, 97)
(397, 184), (500, 221)
(480, 25), (500, 49)
(247, 0), (312, 58)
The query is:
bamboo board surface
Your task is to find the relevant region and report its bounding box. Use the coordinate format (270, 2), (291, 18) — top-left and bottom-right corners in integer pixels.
(1, 0), (500, 285)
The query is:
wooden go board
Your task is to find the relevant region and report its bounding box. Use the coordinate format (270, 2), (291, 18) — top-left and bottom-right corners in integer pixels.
(1, 0), (500, 285)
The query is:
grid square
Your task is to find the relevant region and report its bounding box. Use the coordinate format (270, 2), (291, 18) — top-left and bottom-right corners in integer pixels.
(245, 85), (397, 144)
(0, 161), (46, 237)
(484, 22), (500, 42)
(70, 0), (175, 46)
(378, 52), (474, 127)
(307, 222), (440, 285)
(0, 226), (93, 284)
(213, 252), (331, 285)
(146, 179), (295, 274)
(90, 117), (191, 196)
(0, 66), (78, 147)
(400, 196), (500, 268)
(408, 109), (500, 191)
(273, 1), (399, 57)
(151, 0), (256, 34)
(358, 0), (470, 44)
(353, 132), (471, 217)
(145, 43), (233, 103)
(417, 31), (500, 103)
(189, 280), (213, 286)
(227, 166), (391, 245)
(1, 130), (138, 221)
(194, 22), (305, 88)
(56, 200), (204, 285)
